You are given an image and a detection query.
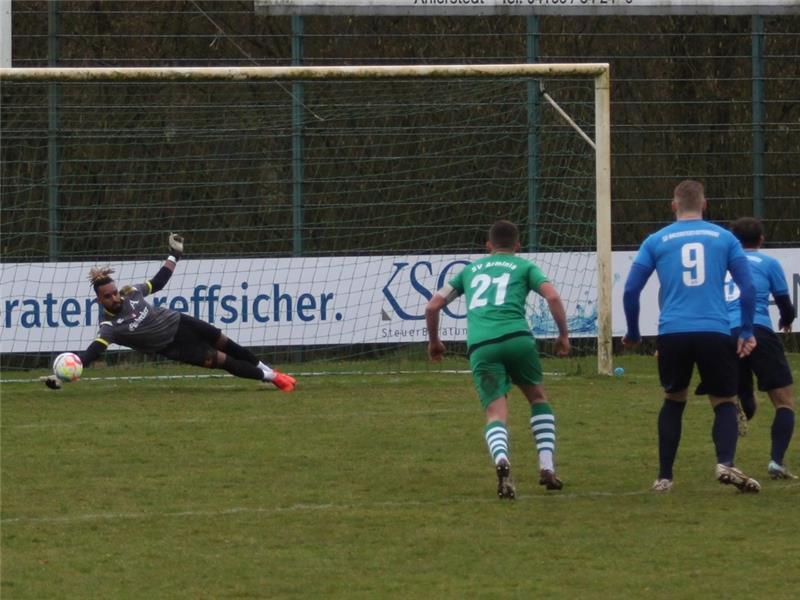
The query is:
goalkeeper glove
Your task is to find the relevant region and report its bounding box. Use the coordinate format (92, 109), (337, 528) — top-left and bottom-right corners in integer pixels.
(40, 375), (63, 390)
(168, 232), (184, 262)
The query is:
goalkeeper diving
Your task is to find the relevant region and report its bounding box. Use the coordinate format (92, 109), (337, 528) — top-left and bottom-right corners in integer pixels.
(41, 233), (296, 392)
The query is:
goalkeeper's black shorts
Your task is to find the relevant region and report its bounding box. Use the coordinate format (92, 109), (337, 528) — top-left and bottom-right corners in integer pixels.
(157, 314), (222, 367)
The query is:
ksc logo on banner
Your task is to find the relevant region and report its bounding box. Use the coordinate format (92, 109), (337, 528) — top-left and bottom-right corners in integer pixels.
(381, 259), (470, 320)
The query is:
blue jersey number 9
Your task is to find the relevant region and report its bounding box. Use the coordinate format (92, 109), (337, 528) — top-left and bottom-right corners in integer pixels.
(681, 242), (706, 287)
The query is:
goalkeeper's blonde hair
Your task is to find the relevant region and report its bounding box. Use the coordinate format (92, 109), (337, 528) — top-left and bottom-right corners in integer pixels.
(88, 266), (115, 293)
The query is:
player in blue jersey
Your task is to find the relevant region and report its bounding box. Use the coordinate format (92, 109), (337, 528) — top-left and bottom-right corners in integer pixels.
(623, 180), (760, 493)
(725, 217), (796, 479)
(41, 233), (296, 392)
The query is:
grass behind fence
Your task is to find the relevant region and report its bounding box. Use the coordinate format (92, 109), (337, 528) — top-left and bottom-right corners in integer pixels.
(2, 354), (799, 599)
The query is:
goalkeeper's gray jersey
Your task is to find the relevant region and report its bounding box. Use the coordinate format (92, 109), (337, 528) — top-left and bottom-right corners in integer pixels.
(96, 283), (180, 353)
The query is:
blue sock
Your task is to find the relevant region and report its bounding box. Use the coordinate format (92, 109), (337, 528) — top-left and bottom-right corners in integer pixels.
(771, 407), (795, 464)
(712, 402), (738, 466)
(658, 399), (685, 480)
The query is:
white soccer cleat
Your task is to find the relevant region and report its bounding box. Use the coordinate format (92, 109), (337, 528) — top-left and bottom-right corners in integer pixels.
(715, 464), (761, 493)
(767, 460), (798, 480)
(651, 478), (673, 493)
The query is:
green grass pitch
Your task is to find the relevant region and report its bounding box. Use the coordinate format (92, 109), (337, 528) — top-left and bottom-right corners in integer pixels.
(2, 353), (799, 599)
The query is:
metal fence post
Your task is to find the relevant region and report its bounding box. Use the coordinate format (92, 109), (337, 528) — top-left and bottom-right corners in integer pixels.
(292, 14), (304, 257)
(752, 15), (765, 219)
(48, 0), (60, 260)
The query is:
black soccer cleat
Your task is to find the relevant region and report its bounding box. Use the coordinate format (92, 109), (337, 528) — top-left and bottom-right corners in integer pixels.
(539, 469), (564, 491)
(496, 459), (516, 500)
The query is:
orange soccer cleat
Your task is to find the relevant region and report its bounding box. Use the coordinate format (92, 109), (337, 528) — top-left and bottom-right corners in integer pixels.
(271, 371), (296, 392)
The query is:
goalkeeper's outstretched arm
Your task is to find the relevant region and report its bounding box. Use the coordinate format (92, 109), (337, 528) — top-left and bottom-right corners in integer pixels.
(80, 340), (107, 368)
(134, 232), (184, 296)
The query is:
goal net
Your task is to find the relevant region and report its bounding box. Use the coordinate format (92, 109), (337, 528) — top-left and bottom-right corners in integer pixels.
(0, 65), (611, 375)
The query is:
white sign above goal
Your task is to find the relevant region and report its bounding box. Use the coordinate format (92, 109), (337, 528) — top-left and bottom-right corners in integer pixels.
(254, 1), (800, 16)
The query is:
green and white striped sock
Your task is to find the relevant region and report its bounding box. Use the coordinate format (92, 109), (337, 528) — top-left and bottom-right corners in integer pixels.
(530, 403), (556, 472)
(484, 420), (509, 466)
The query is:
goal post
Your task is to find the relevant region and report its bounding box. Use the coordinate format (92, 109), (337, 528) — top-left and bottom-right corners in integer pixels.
(0, 63), (612, 375)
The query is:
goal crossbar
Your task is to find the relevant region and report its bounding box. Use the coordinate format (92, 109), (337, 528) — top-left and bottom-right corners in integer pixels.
(0, 63), (609, 82)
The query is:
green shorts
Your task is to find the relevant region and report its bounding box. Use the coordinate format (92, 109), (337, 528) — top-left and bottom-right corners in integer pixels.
(468, 334), (543, 409)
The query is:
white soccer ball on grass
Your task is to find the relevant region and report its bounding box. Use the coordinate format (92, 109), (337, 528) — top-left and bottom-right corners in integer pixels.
(53, 352), (83, 382)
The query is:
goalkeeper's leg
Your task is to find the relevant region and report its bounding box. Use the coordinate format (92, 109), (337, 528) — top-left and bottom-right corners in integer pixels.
(157, 331), (283, 386)
(172, 314), (259, 365)
(175, 315), (285, 382)
(211, 329), (285, 382)
(206, 349), (295, 391)
(215, 351), (267, 381)
(204, 349), (295, 391)
(214, 333), (259, 365)
(159, 341), (266, 382)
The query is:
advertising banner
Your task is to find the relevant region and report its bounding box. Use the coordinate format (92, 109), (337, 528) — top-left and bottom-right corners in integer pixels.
(2, 249), (798, 352)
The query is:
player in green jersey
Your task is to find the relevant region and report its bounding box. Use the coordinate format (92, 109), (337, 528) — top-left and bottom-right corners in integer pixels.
(426, 220), (570, 499)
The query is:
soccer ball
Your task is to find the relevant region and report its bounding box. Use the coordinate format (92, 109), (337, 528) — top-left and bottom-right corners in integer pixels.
(53, 352), (83, 382)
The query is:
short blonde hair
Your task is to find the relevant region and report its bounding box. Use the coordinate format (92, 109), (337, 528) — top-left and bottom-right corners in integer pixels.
(673, 180), (705, 212)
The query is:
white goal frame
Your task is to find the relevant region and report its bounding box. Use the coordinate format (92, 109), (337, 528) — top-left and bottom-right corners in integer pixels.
(0, 63), (613, 375)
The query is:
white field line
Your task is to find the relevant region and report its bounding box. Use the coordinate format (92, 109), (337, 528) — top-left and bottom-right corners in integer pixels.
(5, 482), (798, 526)
(6, 483), (799, 526)
(0, 490), (663, 525)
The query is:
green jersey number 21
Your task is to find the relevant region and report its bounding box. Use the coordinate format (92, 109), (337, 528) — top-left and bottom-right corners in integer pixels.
(469, 273), (510, 309)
